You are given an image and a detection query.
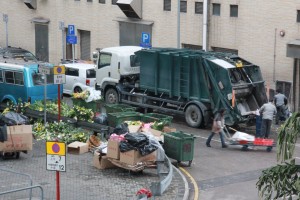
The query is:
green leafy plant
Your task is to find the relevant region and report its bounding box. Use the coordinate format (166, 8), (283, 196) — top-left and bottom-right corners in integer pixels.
(257, 112), (300, 199)
(33, 121), (90, 144)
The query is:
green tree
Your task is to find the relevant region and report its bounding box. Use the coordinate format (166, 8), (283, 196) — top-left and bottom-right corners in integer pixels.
(257, 113), (300, 199)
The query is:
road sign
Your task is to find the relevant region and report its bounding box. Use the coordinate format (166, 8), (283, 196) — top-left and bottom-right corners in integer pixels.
(66, 35), (77, 44)
(38, 65), (51, 75)
(68, 25), (75, 35)
(47, 155), (66, 172)
(54, 66), (65, 75)
(54, 74), (66, 84)
(140, 32), (151, 48)
(46, 141), (66, 172)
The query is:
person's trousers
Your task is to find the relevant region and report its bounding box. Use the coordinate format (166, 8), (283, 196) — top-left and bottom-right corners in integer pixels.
(276, 105), (285, 124)
(206, 131), (226, 146)
(261, 119), (272, 138)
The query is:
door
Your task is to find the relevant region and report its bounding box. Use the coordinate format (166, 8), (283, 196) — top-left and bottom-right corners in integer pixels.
(80, 30), (91, 60)
(35, 24), (49, 62)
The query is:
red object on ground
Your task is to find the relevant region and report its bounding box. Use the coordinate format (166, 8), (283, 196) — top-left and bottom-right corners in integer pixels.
(136, 188), (152, 198)
(253, 138), (274, 146)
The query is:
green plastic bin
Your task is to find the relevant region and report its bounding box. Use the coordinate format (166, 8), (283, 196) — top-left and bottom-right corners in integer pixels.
(107, 111), (143, 127)
(141, 113), (173, 124)
(105, 104), (136, 113)
(163, 131), (195, 166)
(72, 98), (103, 111)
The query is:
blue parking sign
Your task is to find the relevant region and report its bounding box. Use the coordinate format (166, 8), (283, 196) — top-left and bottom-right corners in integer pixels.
(68, 25), (75, 35)
(140, 32), (151, 48)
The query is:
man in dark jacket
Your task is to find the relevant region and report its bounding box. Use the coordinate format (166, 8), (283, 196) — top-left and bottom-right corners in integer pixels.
(274, 89), (287, 124)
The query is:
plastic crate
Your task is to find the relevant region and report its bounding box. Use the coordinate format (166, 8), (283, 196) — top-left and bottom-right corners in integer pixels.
(105, 104), (136, 113)
(253, 138), (274, 146)
(72, 98), (103, 111)
(107, 112), (143, 127)
(141, 113), (173, 124)
(163, 131), (195, 163)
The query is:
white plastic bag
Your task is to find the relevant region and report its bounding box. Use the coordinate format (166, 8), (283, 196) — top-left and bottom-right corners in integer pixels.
(231, 131), (255, 142)
(85, 88), (102, 102)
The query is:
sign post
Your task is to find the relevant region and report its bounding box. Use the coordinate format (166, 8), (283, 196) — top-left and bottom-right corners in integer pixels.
(38, 65), (51, 127)
(46, 141), (66, 200)
(67, 25), (77, 63)
(140, 32), (151, 48)
(53, 66), (66, 121)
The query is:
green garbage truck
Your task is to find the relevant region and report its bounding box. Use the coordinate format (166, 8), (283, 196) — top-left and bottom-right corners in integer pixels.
(94, 46), (267, 128)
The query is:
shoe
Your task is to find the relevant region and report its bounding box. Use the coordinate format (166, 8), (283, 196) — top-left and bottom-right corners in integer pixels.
(222, 145), (228, 148)
(206, 143), (211, 147)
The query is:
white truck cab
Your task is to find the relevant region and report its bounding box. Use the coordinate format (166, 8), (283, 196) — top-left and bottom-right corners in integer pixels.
(94, 46), (142, 91)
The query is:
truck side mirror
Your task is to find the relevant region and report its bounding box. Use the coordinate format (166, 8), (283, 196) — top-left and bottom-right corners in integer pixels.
(92, 51), (98, 64)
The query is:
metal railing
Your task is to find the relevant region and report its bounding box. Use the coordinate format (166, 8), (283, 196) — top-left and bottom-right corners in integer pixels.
(0, 168), (44, 200)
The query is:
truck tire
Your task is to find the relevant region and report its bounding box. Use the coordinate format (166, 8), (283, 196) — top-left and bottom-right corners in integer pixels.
(185, 104), (203, 128)
(105, 88), (119, 104)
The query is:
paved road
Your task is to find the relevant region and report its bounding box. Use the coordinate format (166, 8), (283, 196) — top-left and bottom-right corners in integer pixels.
(170, 117), (293, 200)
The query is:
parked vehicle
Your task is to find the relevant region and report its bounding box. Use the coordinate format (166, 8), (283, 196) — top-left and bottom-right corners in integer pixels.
(0, 46), (38, 62)
(0, 58), (62, 105)
(94, 46), (268, 127)
(61, 63), (96, 95)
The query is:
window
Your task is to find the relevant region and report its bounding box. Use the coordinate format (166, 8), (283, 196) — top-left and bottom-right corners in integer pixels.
(99, 0), (105, 3)
(195, 2), (203, 14)
(99, 53), (112, 69)
(230, 5), (238, 17)
(130, 55), (140, 67)
(32, 73), (54, 85)
(212, 3), (221, 16)
(297, 10), (300, 22)
(0, 70), (3, 83)
(65, 68), (79, 77)
(112, 0), (117, 5)
(86, 69), (96, 78)
(5, 71), (24, 85)
(164, 0), (171, 11)
(87, 0), (92, 2)
(180, 1), (187, 13)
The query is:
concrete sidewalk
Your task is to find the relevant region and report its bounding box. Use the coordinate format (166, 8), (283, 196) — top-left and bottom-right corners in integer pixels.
(0, 139), (188, 200)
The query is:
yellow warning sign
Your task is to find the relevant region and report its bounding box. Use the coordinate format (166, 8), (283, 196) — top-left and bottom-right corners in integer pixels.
(54, 66), (65, 75)
(46, 141), (66, 156)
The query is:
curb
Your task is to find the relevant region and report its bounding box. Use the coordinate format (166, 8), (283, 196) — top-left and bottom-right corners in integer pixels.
(173, 166), (189, 200)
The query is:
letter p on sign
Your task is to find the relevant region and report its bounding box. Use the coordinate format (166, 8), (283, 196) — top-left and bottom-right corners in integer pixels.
(142, 32), (150, 44)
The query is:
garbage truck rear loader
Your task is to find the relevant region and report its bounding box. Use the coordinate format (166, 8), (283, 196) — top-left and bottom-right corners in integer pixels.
(95, 46), (267, 127)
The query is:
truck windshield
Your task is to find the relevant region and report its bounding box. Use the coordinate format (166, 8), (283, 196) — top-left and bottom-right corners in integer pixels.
(130, 55), (140, 67)
(32, 73), (54, 85)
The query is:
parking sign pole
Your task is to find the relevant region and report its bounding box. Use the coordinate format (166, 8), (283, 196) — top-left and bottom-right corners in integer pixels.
(3, 14), (8, 48)
(44, 75), (47, 126)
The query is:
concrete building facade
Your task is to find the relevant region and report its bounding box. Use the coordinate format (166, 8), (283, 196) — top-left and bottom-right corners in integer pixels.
(0, 0), (300, 111)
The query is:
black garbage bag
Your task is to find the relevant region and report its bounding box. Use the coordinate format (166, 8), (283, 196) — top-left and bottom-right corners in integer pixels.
(125, 133), (148, 148)
(112, 123), (129, 135)
(0, 125), (7, 142)
(94, 113), (108, 125)
(139, 143), (158, 156)
(1, 112), (29, 126)
(119, 141), (136, 152)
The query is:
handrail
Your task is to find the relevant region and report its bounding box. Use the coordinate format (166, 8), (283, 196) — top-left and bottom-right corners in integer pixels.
(0, 185), (44, 200)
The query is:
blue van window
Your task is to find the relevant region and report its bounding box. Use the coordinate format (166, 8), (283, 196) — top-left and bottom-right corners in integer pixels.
(5, 71), (24, 85)
(0, 70), (3, 82)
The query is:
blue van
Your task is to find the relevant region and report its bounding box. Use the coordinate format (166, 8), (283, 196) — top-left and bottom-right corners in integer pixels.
(0, 59), (63, 104)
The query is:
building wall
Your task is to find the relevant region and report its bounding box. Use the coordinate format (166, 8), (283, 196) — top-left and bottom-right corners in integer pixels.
(0, 0), (298, 91)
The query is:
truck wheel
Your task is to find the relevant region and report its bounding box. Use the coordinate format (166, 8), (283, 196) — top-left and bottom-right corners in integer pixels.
(185, 104), (202, 128)
(105, 88), (119, 104)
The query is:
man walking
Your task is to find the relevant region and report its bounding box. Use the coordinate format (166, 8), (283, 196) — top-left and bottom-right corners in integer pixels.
(259, 100), (277, 138)
(206, 108), (228, 148)
(274, 89), (287, 124)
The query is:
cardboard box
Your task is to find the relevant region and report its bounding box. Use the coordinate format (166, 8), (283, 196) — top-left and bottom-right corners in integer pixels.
(93, 151), (116, 169)
(107, 140), (120, 159)
(128, 125), (142, 133)
(67, 141), (89, 154)
(120, 150), (157, 165)
(163, 126), (177, 133)
(0, 125), (33, 152)
(148, 128), (163, 137)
